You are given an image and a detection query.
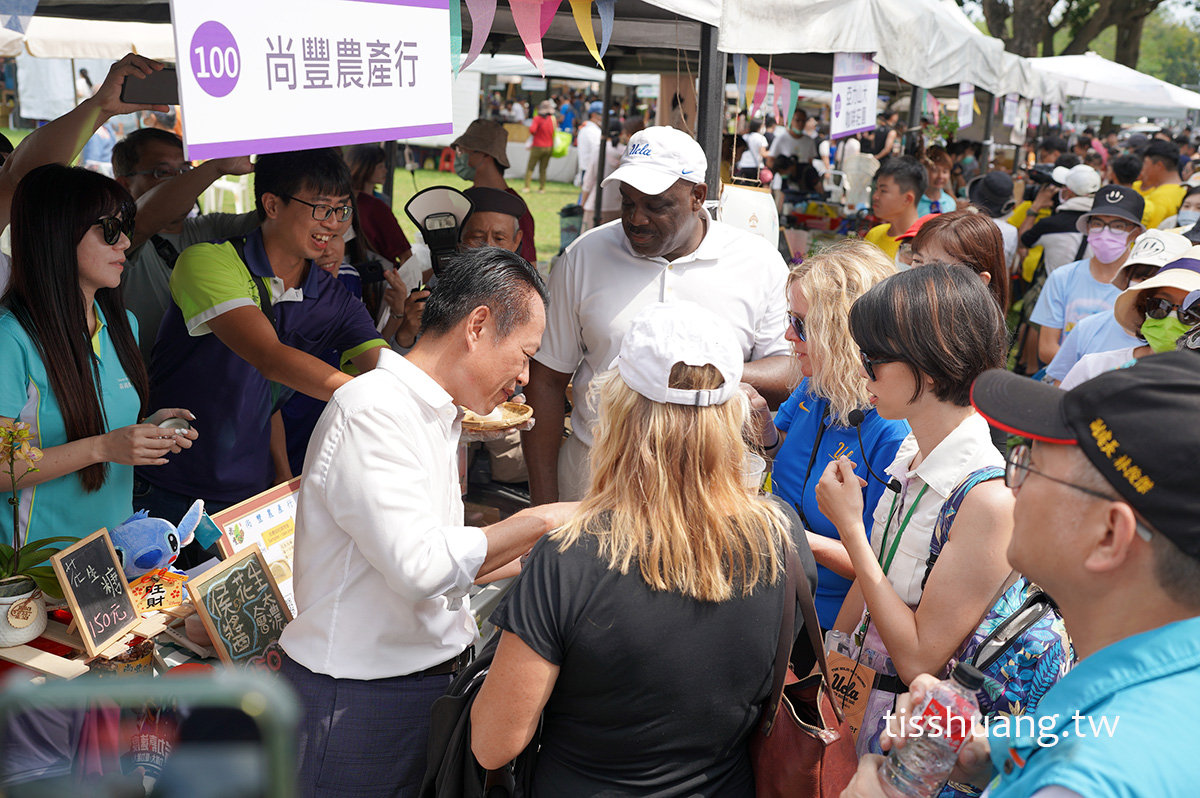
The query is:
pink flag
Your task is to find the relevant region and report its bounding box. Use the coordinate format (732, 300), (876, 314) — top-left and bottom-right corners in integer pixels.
(770, 71), (784, 119)
(510, 0), (546, 76)
(750, 61), (769, 117)
(462, 0), (497, 70)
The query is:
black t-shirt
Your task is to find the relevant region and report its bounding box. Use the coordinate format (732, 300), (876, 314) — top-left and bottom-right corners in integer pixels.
(491, 504), (818, 798)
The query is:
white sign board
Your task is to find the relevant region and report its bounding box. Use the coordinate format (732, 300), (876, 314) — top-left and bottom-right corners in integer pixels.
(170, 0), (453, 159)
(1049, 103), (1060, 126)
(1003, 93), (1018, 127)
(1030, 99), (1043, 128)
(520, 76), (547, 92)
(958, 83), (974, 129)
(1010, 99), (1029, 146)
(831, 53), (878, 140)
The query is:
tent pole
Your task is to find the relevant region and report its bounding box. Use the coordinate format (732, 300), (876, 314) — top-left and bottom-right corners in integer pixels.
(905, 85), (922, 152)
(980, 90), (994, 172)
(593, 69), (614, 228)
(383, 140), (398, 204)
(696, 23), (725, 200)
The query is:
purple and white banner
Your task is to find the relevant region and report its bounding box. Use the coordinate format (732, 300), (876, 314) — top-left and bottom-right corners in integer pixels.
(171, 0), (453, 159)
(1002, 93), (1018, 127)
(958, 82), (974, 129)
(831, 52), (878, 140)
(1030, 99), (1043, 128)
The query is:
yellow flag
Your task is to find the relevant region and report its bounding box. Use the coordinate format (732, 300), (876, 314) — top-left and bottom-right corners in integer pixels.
(569, 0), (603, 67)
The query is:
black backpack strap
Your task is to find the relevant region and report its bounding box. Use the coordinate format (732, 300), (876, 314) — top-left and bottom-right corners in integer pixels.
(230, 235), (277, 331)
(150, 234), (181, 269)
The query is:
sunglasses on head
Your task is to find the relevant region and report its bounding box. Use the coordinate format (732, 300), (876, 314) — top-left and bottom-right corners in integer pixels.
(788, 313), (806, 341)
(1142, 295), (1200, 327)
(859, 350), (900, 381)
(95, 215), (135, 246)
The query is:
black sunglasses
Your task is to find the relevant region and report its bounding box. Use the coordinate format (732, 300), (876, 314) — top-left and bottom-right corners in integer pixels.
(95, 216), (135, 245)
(788, 313), (806, 341)
(1142, 296), (1200, 327)
(860, 350), (900, 381)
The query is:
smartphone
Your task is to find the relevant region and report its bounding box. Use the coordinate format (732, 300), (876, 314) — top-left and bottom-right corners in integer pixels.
(354, 260), (385, 285)
(121, 65), (179, 106)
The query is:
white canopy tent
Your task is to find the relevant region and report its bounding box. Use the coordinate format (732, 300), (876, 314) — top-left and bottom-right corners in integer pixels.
(464, 54), (658, 87)
(715, 0), (1062, 103)
(0, 16), (174, 60)
(1030, 52), (1200, 119)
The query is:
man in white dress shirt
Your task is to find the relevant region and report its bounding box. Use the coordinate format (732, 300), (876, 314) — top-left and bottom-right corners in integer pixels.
(278, 246), (576, 797)
(521, 125), (793, 505)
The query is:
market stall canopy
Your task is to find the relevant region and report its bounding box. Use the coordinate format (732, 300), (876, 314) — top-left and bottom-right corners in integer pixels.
(465, 54), (658, 87)
(0, 16), (174, 60)
(1031, 52), (1200, 117)
(715, 0), (1062, 103)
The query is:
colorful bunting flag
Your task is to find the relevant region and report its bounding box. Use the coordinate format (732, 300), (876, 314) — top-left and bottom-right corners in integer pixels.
(568, 0), (603, 66)
(595, 0), (615, 61)
(787, 79), (801, 123)
(462, 0), (497, 70)
(732, 54), (748, 110)
(770, 71), (784, 119)
(450, 0), (463, 74)
(746, 59), (760, 113)
(510, 0), (546, 76)
(750, 60), (769, 117)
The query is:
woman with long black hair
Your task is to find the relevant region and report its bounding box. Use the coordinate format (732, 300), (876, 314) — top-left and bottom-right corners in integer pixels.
(0, 164), (197, 542)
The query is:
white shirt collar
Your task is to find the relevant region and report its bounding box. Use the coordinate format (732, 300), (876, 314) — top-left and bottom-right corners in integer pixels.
(381, 349), (459, 426)
(618, 212), (720, 266)
(885, 412), (993, 497)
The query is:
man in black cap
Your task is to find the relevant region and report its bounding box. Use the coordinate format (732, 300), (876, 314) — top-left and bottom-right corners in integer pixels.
(841, 351), (1200, 798)
(460, 186), (528, 254)
(1029, 185), (1145, 365)
(969, 171), (1018, 268)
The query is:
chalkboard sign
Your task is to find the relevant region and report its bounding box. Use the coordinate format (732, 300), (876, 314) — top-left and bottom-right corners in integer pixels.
(213, 477), (300, 617)
(50, 529), (139, 657)
(187, 545), (292, 669)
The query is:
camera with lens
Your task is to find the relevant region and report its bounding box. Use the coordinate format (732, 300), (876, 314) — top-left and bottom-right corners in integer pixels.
(1022, 163), (1059, 202)
(403, 187), (475, 280)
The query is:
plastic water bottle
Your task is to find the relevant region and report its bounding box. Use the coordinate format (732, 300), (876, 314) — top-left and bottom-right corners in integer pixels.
(878, 662), (984, 798)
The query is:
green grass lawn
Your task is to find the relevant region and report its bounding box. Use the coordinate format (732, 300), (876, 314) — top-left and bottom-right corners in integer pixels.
(387, 168), (579, 264)
(0, 128), (31, 149)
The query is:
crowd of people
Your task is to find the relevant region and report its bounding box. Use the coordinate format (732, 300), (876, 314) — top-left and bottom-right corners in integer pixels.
(1, 52), (1199, 798)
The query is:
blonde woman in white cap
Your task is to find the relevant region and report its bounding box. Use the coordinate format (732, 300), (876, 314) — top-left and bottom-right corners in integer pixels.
(473, 301), (817, 798)
(1061, 246), (1200, 388)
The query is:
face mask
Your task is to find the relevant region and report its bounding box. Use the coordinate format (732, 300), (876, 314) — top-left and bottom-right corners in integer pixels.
(1088, 228), (1131, 264)
(1140, 314), (1190, 353)
(454, 150), (476, 182)
(1178, 209), (1200, 228)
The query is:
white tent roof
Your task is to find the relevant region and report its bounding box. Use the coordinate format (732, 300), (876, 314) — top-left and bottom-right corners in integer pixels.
(715, 0), (1062, 102)
(1031, 52), (1200, 116)
(464, 54), (658, 86)
(0, 16), (174, 60)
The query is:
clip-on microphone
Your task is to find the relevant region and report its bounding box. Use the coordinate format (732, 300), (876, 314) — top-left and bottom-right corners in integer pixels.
(847, 409), (901, 493)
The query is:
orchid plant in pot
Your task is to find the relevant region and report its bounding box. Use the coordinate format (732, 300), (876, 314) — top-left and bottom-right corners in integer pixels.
(0, 419), (77, 646)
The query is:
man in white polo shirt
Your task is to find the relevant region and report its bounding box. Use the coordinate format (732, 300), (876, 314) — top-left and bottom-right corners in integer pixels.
(522, 125), (793, 504)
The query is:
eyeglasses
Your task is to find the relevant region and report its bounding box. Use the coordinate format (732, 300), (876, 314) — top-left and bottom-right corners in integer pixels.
(788, 313), (806, 341)
(1086, 218), (1138, 235)
(1005, 445), (1153, 542)
(860, 350), (900, 381)
(124, 164), (194, 180)
(1141, 296), (1200, 327)
(283, 195), (354, 222)
(95, 216), (135, 245)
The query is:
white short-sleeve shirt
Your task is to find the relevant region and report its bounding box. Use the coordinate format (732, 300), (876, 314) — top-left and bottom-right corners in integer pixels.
(535, 216), (791, 447)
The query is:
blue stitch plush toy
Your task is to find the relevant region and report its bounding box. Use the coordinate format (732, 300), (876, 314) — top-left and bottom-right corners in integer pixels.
(110, 500), (205, 579)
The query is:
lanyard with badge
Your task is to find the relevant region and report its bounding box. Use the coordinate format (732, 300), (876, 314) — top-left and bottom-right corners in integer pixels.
(853, 481), (929, 648)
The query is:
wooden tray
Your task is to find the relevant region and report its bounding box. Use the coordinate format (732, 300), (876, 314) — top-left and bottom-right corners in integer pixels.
(462, 402), (533, 431)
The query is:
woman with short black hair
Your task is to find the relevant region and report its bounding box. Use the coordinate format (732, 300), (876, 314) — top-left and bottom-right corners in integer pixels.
(816, 263), (1013, 758)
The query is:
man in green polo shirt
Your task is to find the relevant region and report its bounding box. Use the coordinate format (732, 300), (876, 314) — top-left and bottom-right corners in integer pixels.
(135, 149), (387, 546)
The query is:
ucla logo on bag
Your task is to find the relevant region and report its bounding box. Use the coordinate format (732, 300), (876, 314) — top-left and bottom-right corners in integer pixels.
(628, 142), (653, 158)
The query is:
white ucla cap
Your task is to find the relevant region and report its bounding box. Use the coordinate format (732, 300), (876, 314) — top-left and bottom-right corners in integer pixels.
(602, 126), (707, 196)
(613, 302), (743, 406)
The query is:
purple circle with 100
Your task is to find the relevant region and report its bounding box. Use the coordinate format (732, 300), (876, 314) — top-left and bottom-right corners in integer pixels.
(190, 21), (240, 98)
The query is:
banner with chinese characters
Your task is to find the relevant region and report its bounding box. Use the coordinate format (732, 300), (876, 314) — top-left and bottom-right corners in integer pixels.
(1002, 93), (1018, 127)
(830, 53), (877, 140)
(170, 0), (453, 159)
(958, 82), (974, 129)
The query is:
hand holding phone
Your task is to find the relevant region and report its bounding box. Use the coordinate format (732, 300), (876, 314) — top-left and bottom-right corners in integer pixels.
(121, 64), (179, 106)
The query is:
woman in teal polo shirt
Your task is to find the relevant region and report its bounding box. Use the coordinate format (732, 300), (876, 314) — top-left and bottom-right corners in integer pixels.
(0, 164), (197, 543)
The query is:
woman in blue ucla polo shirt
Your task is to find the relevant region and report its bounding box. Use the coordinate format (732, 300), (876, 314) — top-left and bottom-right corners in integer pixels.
(749, 239), (909, 629)
(0, 165), (197, 543)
